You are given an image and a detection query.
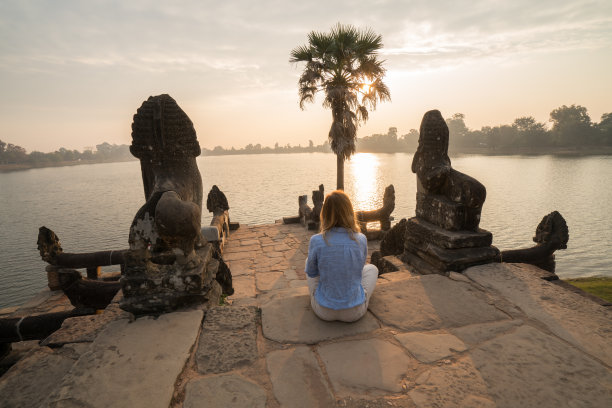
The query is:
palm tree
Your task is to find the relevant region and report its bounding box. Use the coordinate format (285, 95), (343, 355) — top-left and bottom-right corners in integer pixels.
(290, 23), (391, 190)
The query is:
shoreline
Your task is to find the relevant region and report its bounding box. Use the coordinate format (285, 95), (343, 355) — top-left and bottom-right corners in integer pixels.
(2, 147), (611, 173)
(0, 158), (137, 173)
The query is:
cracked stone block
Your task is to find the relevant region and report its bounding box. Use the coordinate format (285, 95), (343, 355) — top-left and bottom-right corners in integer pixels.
(183, 374), (266, 408)
(318, 338), (413, 396)
(261, 292), (379, 344)
(0, 347), (80, 408)
(368, 274), (508, 332)
(411, 325), (612, 408)
(48, 310), (203, 408)
(395, 331), (467, 363)
(266, 346), (334, 407)
(465, 263), (612, 365)
(196, 306), (259, 374)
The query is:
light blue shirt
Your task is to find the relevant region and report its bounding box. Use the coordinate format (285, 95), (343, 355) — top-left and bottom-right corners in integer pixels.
(305, 227), (368, 310)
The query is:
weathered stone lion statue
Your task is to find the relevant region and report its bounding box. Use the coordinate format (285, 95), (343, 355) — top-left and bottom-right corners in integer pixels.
(411, 110), (486, 231)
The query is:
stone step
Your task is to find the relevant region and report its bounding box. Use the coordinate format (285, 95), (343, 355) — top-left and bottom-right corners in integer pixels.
(48, 310), (203, 408)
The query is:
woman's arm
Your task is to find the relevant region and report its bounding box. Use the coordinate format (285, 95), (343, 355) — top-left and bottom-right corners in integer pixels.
(305, 236), (320, 278)
(360, 233), (368, 265)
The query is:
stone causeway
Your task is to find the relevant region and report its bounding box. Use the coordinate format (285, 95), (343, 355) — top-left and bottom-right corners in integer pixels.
(0, 223), (611, 407)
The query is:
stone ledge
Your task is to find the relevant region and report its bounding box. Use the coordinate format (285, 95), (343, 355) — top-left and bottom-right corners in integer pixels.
(405, 217), (492, 249)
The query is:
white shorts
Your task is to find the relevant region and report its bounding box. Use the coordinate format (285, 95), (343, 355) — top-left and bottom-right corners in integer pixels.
(306, 263), (378, 322)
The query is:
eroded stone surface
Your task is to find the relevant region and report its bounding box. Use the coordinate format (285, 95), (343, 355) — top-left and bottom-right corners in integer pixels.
(183, 374), (266, 408)
(395, 332), (467, 363)
(338, 396), (417, 408)
(49, 310), (203, 408)
(368, 275), (508, 331)
(473, 325), (612, 407)
(410, 324), (612, 408)
(409, 359), (493, 408)
(266, 346), (334, 407)
(231, 275), (256, 298)
(41, 303), (131, 347)
(0, 347), (80, 408)
(196, 306), (258, 374)
(256, 271), (287, 291)
(465, 263), (612, 365)
(319, 338), (413, 396)
(450, 320), (523, 346)
(261, 292), (379, 344)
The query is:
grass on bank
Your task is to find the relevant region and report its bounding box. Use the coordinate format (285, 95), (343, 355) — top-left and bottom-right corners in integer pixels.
(563, 276), (612, 303)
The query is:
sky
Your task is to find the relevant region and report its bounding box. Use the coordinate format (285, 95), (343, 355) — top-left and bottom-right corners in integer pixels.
(0, 0), (611, 153)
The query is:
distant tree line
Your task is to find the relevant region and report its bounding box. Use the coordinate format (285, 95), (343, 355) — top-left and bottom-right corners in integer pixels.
(0, 141), (133, 166)
(201, 140), (332, 156)
(3, 105), (610, 167)
(358, 105), (612, 154)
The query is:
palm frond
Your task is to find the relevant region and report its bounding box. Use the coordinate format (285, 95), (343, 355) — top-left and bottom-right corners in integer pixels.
(289, 45), (313, 63)
(291, 23), (390, 160)
(356, 105), (369, 122)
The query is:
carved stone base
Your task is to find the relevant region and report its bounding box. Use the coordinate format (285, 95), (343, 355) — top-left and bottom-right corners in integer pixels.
(405, 217), (492, 249)
(120, 244), (220, 315)
(416, 192), (481, 231)
(402, 217), (499, 274)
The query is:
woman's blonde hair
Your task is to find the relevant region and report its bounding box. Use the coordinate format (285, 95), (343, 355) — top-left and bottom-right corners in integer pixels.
(320, 190), (360, 241)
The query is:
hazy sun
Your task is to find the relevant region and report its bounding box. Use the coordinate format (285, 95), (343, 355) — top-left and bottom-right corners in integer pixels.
(360, 78), (374, 94)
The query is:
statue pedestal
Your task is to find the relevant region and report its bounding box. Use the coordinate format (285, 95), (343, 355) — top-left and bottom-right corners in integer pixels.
(120, 244), (221, 315)
(401, 217), (499, 274)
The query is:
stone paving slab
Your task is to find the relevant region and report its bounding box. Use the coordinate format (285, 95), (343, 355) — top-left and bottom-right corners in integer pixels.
(0, 346), (84, 408)
(450, 319), (524, 346)
(266, 346), (334, 407)
(318, 338), (415, 396)
(338, 396), (417, 407)
(49, 310), (203, 408)
(465, 263), (612, 365)
(409, 358), (493, 408)
(196, 306), (258, 374)
(256, 271), (287, 291)
(41, 303), (131, 347)
(411, 324), (612, 408)
(368, 274), (509, 332)
(395, 331), (467, 363)
(468, 325), (612, 407)
(261, 290), (380, 344)
(231, 275), (256, 298)
(183, 374), (267, 408)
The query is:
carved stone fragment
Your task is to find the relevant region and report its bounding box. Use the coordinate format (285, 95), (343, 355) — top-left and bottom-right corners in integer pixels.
(498, 211), (569, 273)
(356, 184), (395, 238)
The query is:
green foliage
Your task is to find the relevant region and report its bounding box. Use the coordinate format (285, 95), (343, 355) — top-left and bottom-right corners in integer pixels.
(564, 277), (612, 303)
(202, 140), (331, 156)
(549, 104), (594, 146)
(0, 139), (133, 167)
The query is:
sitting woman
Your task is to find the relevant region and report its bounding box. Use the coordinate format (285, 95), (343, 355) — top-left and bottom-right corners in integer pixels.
(305, 190), (379, 322)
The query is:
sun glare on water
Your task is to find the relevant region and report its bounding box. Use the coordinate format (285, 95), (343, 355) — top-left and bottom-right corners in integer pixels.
(348, 153), (381, 212)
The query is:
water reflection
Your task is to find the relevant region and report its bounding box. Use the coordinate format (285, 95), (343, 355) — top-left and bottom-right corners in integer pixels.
(347, 153), (381, 211)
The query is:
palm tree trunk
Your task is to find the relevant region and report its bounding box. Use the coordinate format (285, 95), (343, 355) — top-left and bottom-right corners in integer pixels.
(336, 153), (344, 190)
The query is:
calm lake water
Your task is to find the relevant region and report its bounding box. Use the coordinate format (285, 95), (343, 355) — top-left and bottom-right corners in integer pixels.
(1, 153), (611, 308)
